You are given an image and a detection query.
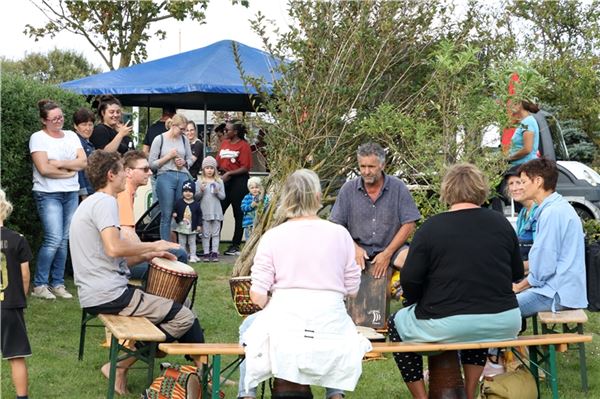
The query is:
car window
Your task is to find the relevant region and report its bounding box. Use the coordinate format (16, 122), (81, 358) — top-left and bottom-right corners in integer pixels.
(545, 114), (570, 161)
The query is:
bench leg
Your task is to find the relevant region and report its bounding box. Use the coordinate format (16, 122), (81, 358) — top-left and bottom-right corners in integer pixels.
(147, 343), (157, 388)
(79, 310), (88, 361)
(529, 345), (541, 399)
(212, 354), (222, 399)
(576, 323), (588, 392)
(107, 335), (119, 399)
(548, 344), (559, 399)
(79, 311), (97, 361)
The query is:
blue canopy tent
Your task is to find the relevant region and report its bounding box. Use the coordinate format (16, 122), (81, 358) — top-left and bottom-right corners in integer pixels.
(60, 39), (282, 112)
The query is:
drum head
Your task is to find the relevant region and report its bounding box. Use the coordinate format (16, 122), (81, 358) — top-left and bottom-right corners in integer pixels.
(151, 257), (195, 275)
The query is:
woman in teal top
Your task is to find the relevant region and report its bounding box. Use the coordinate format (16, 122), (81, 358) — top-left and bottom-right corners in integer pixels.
(508, 101), (540, 166)
(505, 169), (538, 272)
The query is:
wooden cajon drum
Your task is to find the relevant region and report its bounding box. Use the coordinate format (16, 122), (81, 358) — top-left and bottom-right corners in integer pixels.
(346, 261), (392, 330)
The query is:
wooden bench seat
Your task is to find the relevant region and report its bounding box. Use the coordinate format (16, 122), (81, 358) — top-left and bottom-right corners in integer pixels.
(159, 333), (592, 399)
(99, 314), (166, 399)
(537, 309), (588, 324)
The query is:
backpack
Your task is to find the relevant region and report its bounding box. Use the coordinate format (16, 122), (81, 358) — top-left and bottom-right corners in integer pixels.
(586, 240), (600, 311)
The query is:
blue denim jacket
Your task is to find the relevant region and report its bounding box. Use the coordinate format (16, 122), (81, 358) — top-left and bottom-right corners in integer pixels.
(527, 192), (587, 309)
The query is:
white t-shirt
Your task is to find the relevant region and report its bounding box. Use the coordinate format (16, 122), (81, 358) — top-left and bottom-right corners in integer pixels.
(29, 129), (82, 192)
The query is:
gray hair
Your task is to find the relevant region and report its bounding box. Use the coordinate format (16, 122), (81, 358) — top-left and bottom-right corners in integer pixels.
(276, 169), (322, 219)
(357, 142), (386, 164)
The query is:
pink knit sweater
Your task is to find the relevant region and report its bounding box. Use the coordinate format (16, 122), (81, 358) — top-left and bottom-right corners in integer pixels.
(250, 219), (361, 296)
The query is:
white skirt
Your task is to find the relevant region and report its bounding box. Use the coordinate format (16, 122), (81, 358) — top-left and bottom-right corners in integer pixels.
(241, 288), (372, 391)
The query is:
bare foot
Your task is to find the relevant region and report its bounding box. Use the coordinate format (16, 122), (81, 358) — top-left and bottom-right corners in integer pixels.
(101, 363), (130, 395)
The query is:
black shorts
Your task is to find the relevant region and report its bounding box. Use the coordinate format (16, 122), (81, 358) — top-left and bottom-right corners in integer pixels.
(1, 308), (32, 359)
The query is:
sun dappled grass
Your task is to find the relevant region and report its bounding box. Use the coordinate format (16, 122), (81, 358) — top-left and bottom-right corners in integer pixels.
(1, 262), (598, 398)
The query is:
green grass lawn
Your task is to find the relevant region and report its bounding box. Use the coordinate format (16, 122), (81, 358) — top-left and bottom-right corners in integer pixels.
(2, 262), (599, 398)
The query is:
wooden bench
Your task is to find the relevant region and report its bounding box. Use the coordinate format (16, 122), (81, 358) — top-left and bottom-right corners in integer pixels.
(533, 309), (589, 392)
(78, 279), (145, 361)
(99, 314), (166, 399)
(159, 333), (592, 399)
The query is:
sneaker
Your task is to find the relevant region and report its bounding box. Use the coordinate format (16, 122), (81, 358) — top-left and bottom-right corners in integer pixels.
(202, 253), (211, 262)
(189, 255), (200, 263)
(223, 246), (240, 256)
(211, 252), (219, 262)
(50, 285), (73, 299)
(32, 285), (56, 300)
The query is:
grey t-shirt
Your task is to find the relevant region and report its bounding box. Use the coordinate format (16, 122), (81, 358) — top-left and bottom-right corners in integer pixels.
(70, 192), (130, 308)
(148, 132), (193, 175)
(329, 174), (421, 258)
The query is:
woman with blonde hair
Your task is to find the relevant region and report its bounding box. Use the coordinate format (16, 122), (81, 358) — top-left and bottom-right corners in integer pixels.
(389, 163), (523, 399)
(238, 169), (371, 399)
(149, 113), (194, 240)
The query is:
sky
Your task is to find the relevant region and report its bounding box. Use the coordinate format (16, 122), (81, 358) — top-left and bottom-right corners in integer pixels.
(0, 0), (291, 71)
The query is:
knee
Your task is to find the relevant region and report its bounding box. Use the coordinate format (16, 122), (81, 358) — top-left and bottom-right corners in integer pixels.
(42, 230), (64, 248)
(173, 307), (195, 330)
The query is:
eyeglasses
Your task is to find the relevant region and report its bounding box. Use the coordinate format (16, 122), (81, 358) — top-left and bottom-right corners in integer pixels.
(131, 166), (151, 173)
(47, 115), (64, 123)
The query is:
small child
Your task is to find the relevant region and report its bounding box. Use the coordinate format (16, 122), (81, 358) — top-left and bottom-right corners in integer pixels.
(172, 180), (202, 263)
(0, 188), (33, 399)
(196, 156), (225, 262)
(241, 176), (270, 240)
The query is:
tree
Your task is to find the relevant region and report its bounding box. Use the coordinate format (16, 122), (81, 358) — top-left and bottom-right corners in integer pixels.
(506, 0), (600, 151)
(0, 72), (88, 253)
(1, 48), (101, 84)
(24, 0), (237, 70)
(230, 1), (518, 276)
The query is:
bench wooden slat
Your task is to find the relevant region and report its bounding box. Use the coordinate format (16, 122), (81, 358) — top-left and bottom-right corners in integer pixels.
(99, 314), (165, 342)
(160, 343), (244, 355)
(538, 309), (588, 324)
(158, 333), (592, 356)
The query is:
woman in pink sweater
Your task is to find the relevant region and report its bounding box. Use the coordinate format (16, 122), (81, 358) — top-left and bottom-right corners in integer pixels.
(238, 169), (370, 399)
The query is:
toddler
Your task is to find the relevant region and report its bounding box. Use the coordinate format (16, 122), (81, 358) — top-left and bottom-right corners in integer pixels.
(196, 156), (226, 262)
(1, 188), (33, 399)
(172, 180), (202, 263)
(240, 176), (270, 240)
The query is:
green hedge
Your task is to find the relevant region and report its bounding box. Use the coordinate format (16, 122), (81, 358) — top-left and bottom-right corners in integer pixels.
(1, 72), (88, 253)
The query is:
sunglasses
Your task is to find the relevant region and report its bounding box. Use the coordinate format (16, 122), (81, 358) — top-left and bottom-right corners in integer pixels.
(131, 166), (151, 173)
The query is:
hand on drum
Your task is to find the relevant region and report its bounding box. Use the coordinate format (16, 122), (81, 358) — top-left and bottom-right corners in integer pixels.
(371, 251), (391, 279)
(145, 251), (177, 262)
(154, 240), (181, 252)
(355, 246), (368, 271)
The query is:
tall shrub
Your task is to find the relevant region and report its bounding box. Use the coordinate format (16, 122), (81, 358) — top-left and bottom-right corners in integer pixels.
(1, 72), (88, 252)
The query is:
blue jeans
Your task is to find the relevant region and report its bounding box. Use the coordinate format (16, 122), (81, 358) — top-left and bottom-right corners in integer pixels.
(517, 291), (567, 318)
(237, 314), (344, 399)
(156, 171), (188, 241)
(33, 191), (79, 287)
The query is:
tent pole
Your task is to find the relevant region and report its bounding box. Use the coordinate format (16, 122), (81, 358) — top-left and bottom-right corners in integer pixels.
(146, 104), (151, 142)
(203, 102), (208, 159)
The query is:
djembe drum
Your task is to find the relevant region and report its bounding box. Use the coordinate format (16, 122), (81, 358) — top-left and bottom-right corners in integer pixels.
(229, 276), (262, 316)
(146, 258), (197, 304)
